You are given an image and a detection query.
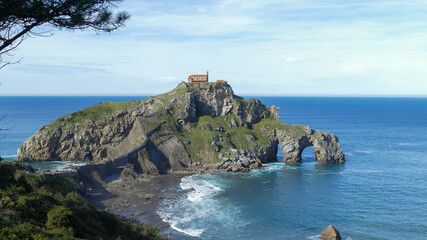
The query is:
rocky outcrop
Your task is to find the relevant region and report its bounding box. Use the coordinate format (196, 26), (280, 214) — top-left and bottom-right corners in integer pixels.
(17, 99), (162, 162)
(18, 81), (345, 176)
(215, 154), (263, 172)
(320, 225), (342, 240)
(274, 128), (345, 164)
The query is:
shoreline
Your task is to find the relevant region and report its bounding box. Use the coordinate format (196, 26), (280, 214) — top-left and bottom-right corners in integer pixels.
(83, 171), (197, 237)
(81, 164), (255, 238)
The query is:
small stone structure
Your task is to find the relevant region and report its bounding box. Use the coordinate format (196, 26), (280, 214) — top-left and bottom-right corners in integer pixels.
(188, 72), (208, 82)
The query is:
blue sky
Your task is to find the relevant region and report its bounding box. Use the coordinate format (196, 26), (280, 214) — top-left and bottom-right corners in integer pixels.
(1, 0), (427, 96)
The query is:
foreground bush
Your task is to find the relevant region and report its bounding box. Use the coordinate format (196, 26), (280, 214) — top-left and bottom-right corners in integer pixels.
(0, 162), (164, 240)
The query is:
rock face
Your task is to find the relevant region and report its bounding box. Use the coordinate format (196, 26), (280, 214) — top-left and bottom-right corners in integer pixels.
(275, 128), (345, 164)
(18, 82), (345, 176)
(320, 225), (342, 240)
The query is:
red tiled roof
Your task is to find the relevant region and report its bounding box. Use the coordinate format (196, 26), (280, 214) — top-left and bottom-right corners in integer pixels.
(216, 80), (227, 83)
(188, 75), (207, 77)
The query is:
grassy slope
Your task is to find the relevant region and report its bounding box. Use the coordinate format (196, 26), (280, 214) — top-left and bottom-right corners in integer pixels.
(176, 116), (307, 163)
(45, 100), (144, 130)
(43, 85), (193, 131)
(0, 161), (164, 240)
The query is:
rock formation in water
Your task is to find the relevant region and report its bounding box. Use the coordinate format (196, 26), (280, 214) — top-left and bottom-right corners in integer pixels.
(320, 225), (342, 240)
(18, 82), (345, 176)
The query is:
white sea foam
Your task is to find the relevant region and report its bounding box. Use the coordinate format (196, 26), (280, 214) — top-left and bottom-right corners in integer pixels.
(354, 150), (374, 154)
(248, 162), (291, 177)
(180, 175), (223, 202)
(157, 174), (222, 237)
(157, 173), (247, 238)
(314, 172), (344, 175)
(398, 142), (423, 146)
(157, 206), (205, 237)
(347, 169), (383, 174)
(263, 162), (293, 171)
(304, 161), (318, 166)
(170, 223), (204, 237)
(53, 161), (86, 170)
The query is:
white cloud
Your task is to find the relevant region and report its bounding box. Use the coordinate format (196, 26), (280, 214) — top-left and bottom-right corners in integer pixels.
(283, 57), (302, 63)
(2, 0), (427, 96)
(160, 76), (176, 80)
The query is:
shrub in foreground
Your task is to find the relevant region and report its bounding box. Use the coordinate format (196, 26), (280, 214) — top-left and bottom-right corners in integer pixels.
(0, 161), (164, 240)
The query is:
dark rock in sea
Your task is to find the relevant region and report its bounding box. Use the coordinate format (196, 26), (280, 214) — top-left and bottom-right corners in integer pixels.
(320, 225), (342, 240)
(143, 193), (156, 200)
(17, 81), (345, 177)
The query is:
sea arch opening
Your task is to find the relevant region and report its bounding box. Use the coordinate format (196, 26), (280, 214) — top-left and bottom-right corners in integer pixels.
(276, 143), (284, 162)
(300, 146), (316, 163)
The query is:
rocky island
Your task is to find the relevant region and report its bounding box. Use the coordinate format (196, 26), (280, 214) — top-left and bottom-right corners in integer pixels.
(18, 81), (345, 177)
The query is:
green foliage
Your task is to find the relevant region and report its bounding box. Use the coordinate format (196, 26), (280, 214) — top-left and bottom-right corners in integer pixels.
(138, 116), (163, 133)
(0, 223), (49, 240)
(156, 86), (193, 108)
(46, 206), (73, 230)
(177, 115), (274, 163)
(176, 114), (308, 163)
(46, 100), (142, 129)
(0, 161), (164, 240)
(253, 118), (307, 139)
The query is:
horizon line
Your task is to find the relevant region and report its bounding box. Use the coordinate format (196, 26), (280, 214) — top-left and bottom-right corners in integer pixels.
(1, 94), (427, 98)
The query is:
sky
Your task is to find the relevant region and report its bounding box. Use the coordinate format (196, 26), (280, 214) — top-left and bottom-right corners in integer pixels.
(1, 0), (427, 96)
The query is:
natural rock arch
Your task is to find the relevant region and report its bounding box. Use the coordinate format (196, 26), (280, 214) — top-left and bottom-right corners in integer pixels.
(275, 127), (345, 164)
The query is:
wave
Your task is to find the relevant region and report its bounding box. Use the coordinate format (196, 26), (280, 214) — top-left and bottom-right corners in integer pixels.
(180, 175), (223, 203)
(157, 174), (248, 238)
(398, 142), (423, 146)
(314, 172), (344, 175)
(2, 155), (17, 158)
(248, 162), (295, 177)
(56, 161), (86, 170)
(347, 169), (383, 173)
(354, 150), (374, 154)
(44, 161), (86, 171)
(25, 161), (86, 171)
(170, 223), (204, 237)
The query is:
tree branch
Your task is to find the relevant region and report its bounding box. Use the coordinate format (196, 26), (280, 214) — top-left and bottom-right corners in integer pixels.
(0, 20), (40, 52)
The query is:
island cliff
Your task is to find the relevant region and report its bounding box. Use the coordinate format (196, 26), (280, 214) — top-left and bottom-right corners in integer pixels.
(18, 82), (345, 176)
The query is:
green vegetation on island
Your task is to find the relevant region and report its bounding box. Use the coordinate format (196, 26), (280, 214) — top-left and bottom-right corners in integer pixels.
(0, 161), (164, 240)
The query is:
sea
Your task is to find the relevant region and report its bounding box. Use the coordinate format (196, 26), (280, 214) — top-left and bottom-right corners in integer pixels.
(1, 96), (426, 239)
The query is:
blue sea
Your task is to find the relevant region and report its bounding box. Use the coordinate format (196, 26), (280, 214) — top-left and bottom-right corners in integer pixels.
(1, 96), (426, 239)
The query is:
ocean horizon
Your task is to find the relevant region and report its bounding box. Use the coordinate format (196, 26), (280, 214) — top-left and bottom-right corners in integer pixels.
(1, 96), (426, 239)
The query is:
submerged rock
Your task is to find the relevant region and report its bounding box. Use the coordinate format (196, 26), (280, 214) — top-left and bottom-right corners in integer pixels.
(320, 225), (342, 240)
(18, 81), (345, 177)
